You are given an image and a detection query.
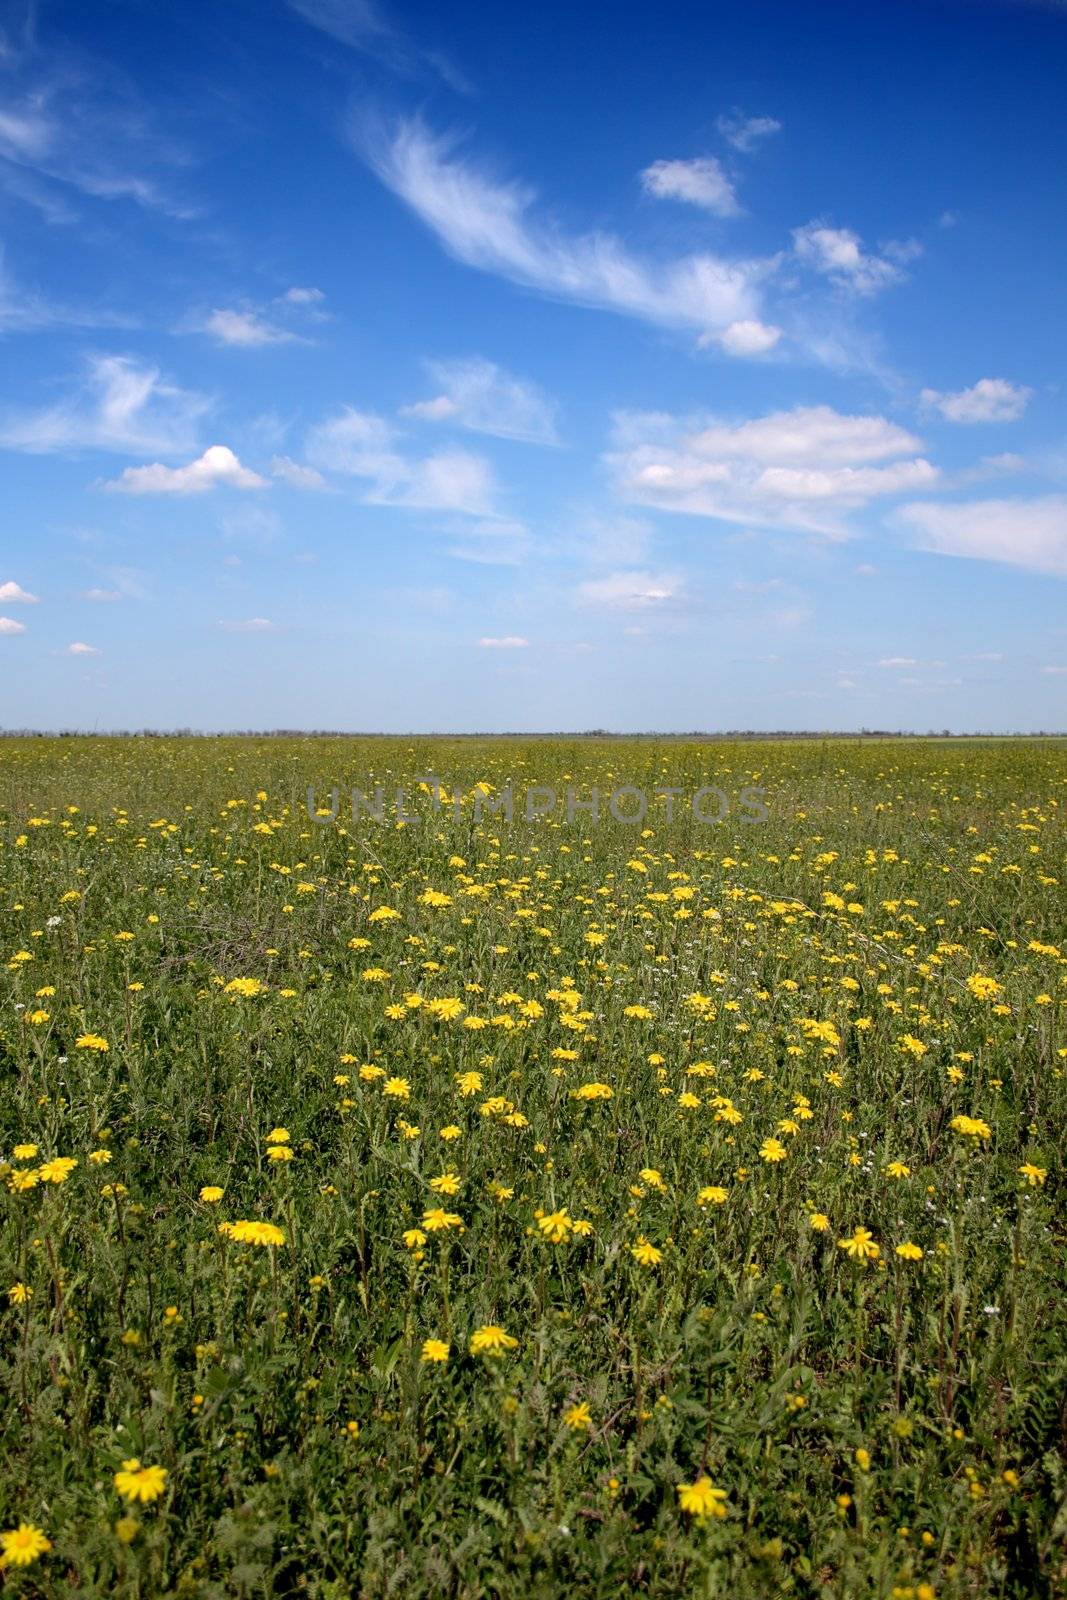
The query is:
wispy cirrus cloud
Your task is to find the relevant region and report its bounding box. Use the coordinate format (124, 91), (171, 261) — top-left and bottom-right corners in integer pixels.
(388, 449), (498, 515)
(401, 356), (558, 444)
(0, 245), (137, 333)
(270, 455), (330, 490)
(359, 118), (774, 346)
(896, 495), (1067, 576)
(285, 0), (469, 90)
(0, 101), (51, 158)
(78, 565), (147, 603)
(285, 0), (394, 54)
(305, 405), (503, 517)
(301, 405), (529, 559)
(0, 55), (197, 220)
(0, 354), (208, 455)
(444, 517), (529, 566)
(715, 110), (782, 153)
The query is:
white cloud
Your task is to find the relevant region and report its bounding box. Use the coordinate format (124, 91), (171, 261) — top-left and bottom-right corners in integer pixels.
(0, 248), (54, 333)
(305, 408), (399, 476)
(640, 157), (739, 216)
(684, 407), (922, 465)
(0, 74), (195, 220)
(382, 584), (453, 614)
(87, 566), (147, 601)
(713, 319), (782, 357)
(577, 515), (652, 568)
(897, 674), (963, 691)
(104, 444), (267, 495)
(0, 166), (79, 225)
(1042, 665), (1067, 676)
(0, 616), (26, 634)
(271, 455), (330, 490)
(716, 111), (781, 153)
(187, 289), (325, 346)
(758, 460), (937, 499)
(361, 118), (770, 337)
(0, 580), (38, 602)
(732, 577), (783, 594)
(445, 517), (529, 565)
(948, 452), (1026, 488)
(793, 223), (917, 296)
(764, 604), (812, 631)
(920, 378), (1032, 423)
(285, 0), (392, 50)
(219, 618), (276, 633)
(66, 640), (99, 655)
(575, 570), (684, 610)
(0, 104), (53, 159)
(897, 495), (1067, 577)
(404, 395), (457, 421)
(285, 0), (465, 86)
(402, 451), (499, 516)
(219, 505), (282, 545)
(0, 354), (207, 455)
(203, 308), (294, 347)
(610, 404), (935, 537)
(402, 356), (558, 444)
(478, 635), (528, 648)
(1, 244), (136, 333)
(306, 406), (501, 516)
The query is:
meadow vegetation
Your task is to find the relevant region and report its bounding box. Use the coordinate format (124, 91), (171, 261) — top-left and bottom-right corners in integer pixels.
(0, 736), (1064, 1598)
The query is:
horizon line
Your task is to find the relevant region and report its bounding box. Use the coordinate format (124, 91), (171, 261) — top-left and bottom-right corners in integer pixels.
(2, 728), (1066, 742)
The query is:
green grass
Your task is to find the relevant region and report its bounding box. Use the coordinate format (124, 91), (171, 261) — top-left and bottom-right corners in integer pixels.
(1, 736), (1064, 1598)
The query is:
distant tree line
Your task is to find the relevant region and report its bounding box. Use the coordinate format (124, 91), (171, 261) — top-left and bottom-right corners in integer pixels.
(0, 728), (1064, 741)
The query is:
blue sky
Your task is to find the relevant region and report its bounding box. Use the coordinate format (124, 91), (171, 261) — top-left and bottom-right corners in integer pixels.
(2, 0), (1066, 732)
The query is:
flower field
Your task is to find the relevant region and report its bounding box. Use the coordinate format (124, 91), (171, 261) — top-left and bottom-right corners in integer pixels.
(1, 735), (1064, 1598)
